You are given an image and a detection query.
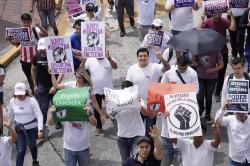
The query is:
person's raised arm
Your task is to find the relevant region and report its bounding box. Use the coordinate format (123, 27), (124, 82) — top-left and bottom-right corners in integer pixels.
(149, 125), (163, 160)
(154, 48), (170, 72)
(48, 106), (56, 126)
(210, 120), (221, 148)
(228, 10), (236, 32)
(106, 50), (118, 69)
(84, 105), (97, 126)
(51, 73), (65, 90)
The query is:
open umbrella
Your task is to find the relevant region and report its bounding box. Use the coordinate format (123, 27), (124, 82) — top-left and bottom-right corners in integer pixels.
(167, 29), (227, 55)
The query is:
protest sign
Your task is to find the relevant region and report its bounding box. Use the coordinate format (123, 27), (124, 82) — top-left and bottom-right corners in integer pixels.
(81, 22), (105, 58)
(6, 27), (30, 42)
(66, 0), (83, 16)
(147, 30), (164, 47)
(46, 36), (74, 74)
(52, 87), (89, 122)
(229, 0), (249, 8)
(104, 85), (140, 118)
(174, 0), (195, 8)
(147, 83), (196, 113)
(227, 80), (249, 113)
(164, 90), (202, 138)
(203, 0), (228, 16)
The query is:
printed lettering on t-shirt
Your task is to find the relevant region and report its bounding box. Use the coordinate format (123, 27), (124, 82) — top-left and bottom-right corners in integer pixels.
(71, 122), (83, 130)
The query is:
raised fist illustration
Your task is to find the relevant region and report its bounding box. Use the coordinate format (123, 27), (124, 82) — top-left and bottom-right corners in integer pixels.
(174, 105), (191, 130)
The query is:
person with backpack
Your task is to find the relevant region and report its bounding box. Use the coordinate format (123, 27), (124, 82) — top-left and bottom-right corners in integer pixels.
(221, 57), (250, 110)
(5, 13), (47, 92)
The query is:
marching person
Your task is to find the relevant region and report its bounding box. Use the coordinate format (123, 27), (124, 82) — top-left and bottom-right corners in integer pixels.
(8, 82), (44, 166)
(0, 65), (5, 130)
(122, 126), (163, 166)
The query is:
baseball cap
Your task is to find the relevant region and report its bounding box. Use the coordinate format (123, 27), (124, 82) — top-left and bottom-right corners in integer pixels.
(37, 38), (46, 50)
(85, 2), (95, 12)
(14, 83), (26, 95)
(152, 19), (163, 27)
(136, 136), (151, 146)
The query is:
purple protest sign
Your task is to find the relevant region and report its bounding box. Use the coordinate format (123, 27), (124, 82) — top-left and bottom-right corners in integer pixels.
(147, 30), (164, 47)
(66, 0), (83, 16)
(204, 0), (228, 16)
(229, 0), (249, 8)
(6, 27), (30, 42)
(174, 0), (195, 8)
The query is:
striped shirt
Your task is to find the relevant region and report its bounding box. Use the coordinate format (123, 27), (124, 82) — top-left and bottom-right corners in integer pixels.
(20, 27), (41, 63)
(37, 0), (55, 10)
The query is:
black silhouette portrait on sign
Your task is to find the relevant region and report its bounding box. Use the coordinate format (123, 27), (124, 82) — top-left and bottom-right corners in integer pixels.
(87, 32), (99, 47)
(53, 47), (67, 63)
(174, 105), (191, 130)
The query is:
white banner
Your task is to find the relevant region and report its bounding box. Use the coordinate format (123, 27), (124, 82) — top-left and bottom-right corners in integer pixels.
(81, 22), (105, 58)
(164, 91), (202, 138)
(46, 36), (75, 74)
(104, 85), (140, 118)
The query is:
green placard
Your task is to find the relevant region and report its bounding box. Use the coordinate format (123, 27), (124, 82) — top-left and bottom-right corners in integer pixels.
(52, 87), (89, 122)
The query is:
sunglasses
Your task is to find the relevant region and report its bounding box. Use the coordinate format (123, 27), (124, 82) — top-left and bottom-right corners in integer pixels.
(151, 25), (162, 30)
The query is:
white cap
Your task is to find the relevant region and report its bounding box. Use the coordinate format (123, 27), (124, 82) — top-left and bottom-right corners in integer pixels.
(37, 38), (46, 50)
(152, 19), (163, 27)
(14, 83), (26, 95)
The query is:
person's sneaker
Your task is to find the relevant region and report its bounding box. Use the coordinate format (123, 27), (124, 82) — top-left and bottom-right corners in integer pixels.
(205, 115), (213, 124)
(120, 31), (126, 37)
(32, 160), (40, 166)
(131, 26), (137, 33)
(55, 122), (63, 130)
(215, 94), (221, 102)
(94, 129), (102, 136)
(43, 126), (49, 140)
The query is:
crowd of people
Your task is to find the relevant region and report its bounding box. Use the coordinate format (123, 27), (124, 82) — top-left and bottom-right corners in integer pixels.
(1, 0), (250, 166)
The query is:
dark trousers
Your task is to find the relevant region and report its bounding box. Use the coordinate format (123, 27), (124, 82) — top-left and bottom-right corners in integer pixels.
(229, 16), (242, 58)
(229, 158), (250, 166)
(197, 78), (217, 116)
(94, 94), (105, 130)
(108, 0), (114, 5)
(21, 61), (34, 92)
(115, 0), (135, 32)
(141, 113), (156, 137)
(16, 127), (38, 166)
(215, 52), (228, 96)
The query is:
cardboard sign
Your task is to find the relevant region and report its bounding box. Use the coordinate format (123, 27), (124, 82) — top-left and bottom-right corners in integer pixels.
(227, 80), (249, 113)
(229, 0), (249, 8)
(52, 87), (89, 122)
(147, 83), (196, 113)
(147, 30), (164, 47)
(104, 86), (140, 118)
(66, 0), (83, 16)
(203, 0), (228, 16)
(46, 36), (75, 74)
(6, 27), (30, 42)
(81, 22), (105, 58)
(174, 0), (195, 8)
(164, 91), (202, 138)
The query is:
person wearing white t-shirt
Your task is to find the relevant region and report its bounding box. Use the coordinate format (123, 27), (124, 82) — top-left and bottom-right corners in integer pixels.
(141, 19), (170, 64)
(126, 47), (170, 137)
(172, 122), (220, 166)
(84, 51), (118, 136)
(137, 0), (156, 41)
(215, 100), (250, 165)
(165, 0), (199, 35)
(160, 55), (199, 166)
(0, 66), (4, 130)
(0, 117), (17, 166)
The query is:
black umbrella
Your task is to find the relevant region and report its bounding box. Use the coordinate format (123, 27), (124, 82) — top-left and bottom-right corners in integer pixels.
(167, 29), (227, 55)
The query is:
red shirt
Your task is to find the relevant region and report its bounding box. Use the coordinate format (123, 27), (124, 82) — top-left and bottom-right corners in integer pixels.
(202, 17), (231, 54)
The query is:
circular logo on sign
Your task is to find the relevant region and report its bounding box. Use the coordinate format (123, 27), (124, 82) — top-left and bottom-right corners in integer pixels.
(169, 103), (198, 130)
(56, 109), (67, 119)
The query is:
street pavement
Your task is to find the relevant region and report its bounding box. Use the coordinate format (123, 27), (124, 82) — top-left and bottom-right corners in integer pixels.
(1, 1), (232, 166)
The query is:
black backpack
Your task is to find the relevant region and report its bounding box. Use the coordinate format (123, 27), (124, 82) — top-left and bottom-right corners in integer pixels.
(227, 72), (250, 88)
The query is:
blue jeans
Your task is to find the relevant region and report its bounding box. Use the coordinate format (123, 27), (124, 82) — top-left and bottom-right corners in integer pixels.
(117, 136), (139, 164)
(37, 85), (52, 125)
(64, 148), (90, 166)
(161, 137), (182, 166)
(229, 158), (250, 166)
(171, 29), (181, 36)
(16, 127), (38, 166)
(38, 9), (58, 35)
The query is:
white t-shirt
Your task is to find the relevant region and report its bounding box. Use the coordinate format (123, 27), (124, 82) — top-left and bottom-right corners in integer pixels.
(85, 58), (113, 95)
(126, 63), (164, 101)
(115, 105), (145, 138)
(177, 139), (216, 166)
(137, 0), (156, 25)
(232, 1), (250, 17)
(0, 136), (12, 166)
(62, 81), (91, 151)
(8, 97), (43, 131)
(141, 33), (170, 64)
(0, 67), (4, 92)
(167, 0), (194, 31)
(161, 65), (199, 94)
(162, 48), (177, 66)
(63, 121), (91, 151)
